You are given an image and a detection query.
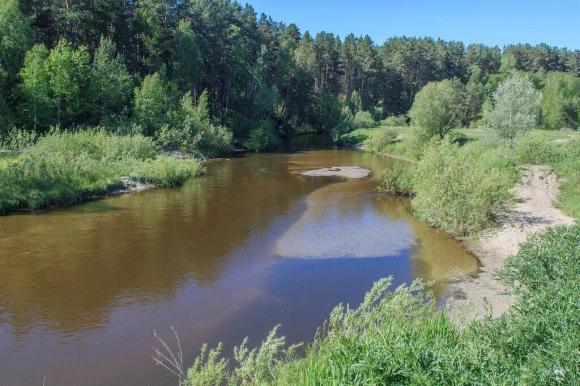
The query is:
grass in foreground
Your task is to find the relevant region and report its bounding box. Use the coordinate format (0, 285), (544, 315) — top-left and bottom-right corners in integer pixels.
(0, 130), (204, 214)
(161, 226), (579, 385)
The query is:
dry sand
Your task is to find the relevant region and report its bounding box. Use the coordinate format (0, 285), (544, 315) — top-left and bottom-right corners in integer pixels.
(299, 166), (371, 179)
(446, 165), (575, 324)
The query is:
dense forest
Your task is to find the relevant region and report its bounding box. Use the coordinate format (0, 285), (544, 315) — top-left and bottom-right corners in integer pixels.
(1, 0), (579, 154)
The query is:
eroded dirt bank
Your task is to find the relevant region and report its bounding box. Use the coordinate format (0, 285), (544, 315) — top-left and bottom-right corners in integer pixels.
(447, 165), (575, 323)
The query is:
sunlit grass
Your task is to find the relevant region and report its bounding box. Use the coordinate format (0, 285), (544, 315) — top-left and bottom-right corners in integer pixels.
(0, 154), (17, 171)
(0, 130), (204, 214)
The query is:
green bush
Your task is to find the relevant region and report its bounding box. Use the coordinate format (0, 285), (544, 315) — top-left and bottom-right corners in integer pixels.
(352, 110), (378, 129)
(339, 128), (370, 146)
(195, 123), (233, 157)
(515, 135), (557, 164)
(541, 72), (580, 130)
(446, 130), (469, 146)
(380, 162), (415, 196)
(154, 124), (191, 152)
(550, 139), (580, 218)
(0, 129), (38, 150)
(410, 78), (467, 139)
(155, 91), (233, 158)
(0, 130), (202, 214)
(245, 120), (280, 152)
(412, 142), (517, 235)
(177, 226), (579, 385)
(131, 156), (203, 187)
(381, 114), (407, 127)
(363, 128), (398, 153)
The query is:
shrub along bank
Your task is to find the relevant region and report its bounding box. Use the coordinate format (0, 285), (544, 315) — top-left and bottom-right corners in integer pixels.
(0, 130), (203, 214)
(377, 128), (578, 236)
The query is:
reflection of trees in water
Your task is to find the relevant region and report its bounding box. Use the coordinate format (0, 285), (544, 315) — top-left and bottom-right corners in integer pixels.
(0, 155), (318, 335)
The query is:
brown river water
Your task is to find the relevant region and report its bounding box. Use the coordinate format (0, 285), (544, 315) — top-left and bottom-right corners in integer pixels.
(0, 148), (478, 386)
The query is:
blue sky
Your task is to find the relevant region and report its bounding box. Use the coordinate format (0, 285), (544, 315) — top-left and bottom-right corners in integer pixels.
(244, 0), (580, 49)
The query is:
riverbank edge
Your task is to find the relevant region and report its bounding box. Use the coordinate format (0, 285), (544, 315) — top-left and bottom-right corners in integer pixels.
(0, 154), (206, 215)
(362, 147), (575, 322)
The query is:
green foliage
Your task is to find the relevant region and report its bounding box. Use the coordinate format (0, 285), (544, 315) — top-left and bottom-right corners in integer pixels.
(372, 105), (384, 121)
(0, 129), (38, 150)
(372, 128), (431, 161)
(155, 91), (233, 157)
(19, 40), (94, 128)
(46, 39), (93, 125)
(466, 43), (501, 74)
(351, 110), (378, 129)
(397, 129), (432, 160)
(181, 226), (580, 385)
(133, 72), (172, 136)
(381, 114), (407, 127)
(347, 90), (362, 114)
(311, 89), (341, 132)
(0, 130), (202, 214)
(552, 140), (580, 218)
(484, 74), (541, 144)
(19, 44), (53, 129)
(409, 79), (467, 139)
(195, 123), (234, 158)
(174, 19), (202, 93)
(92, 37), (134, 122)
(0, 0), (32, 77)
(131, 156), (203, 187)
(339, 128), (371, 145)
(4, 0), (580, 145)
(363, 128), (398, 154)
(541, 72), (580, 130)
(412, 142), (518, 235)
(245, 120), (281, 152)
(183, 325), (299, 386)
(380, 162), (415, 196)
(490, 226), (580, 385)
(513, 134), (563, 164)
(446, 130), (469, 146)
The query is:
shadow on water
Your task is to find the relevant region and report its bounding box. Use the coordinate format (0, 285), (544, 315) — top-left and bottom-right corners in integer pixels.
(0, 147), (478, 386)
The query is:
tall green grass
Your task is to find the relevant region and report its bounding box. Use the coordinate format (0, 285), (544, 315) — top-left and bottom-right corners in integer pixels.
(378, 129), (578, 234)
(0, 130), (203, 214)
(412, 142), (518, 235)
(174, 226), (579, 385)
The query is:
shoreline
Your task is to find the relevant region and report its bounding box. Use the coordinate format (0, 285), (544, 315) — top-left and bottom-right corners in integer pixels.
(360, 147), (575, 321)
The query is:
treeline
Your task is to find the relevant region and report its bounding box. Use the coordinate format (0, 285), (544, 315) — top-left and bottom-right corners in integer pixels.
(1, 0), (579, 152)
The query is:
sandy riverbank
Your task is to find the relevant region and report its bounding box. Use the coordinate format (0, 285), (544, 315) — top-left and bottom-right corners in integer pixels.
(446, 165), (575, 323)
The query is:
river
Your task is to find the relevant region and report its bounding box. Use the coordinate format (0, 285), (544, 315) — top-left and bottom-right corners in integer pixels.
(0, 148), (478, 385)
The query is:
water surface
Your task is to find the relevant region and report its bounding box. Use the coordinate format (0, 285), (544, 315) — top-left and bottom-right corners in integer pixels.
(0, 149), (477, 385)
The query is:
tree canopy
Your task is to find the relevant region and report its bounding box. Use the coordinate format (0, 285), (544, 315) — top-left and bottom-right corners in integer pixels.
(1, 0), (578, 143)
(410, 79), (467, 139)
(484, 75), (542, 143)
